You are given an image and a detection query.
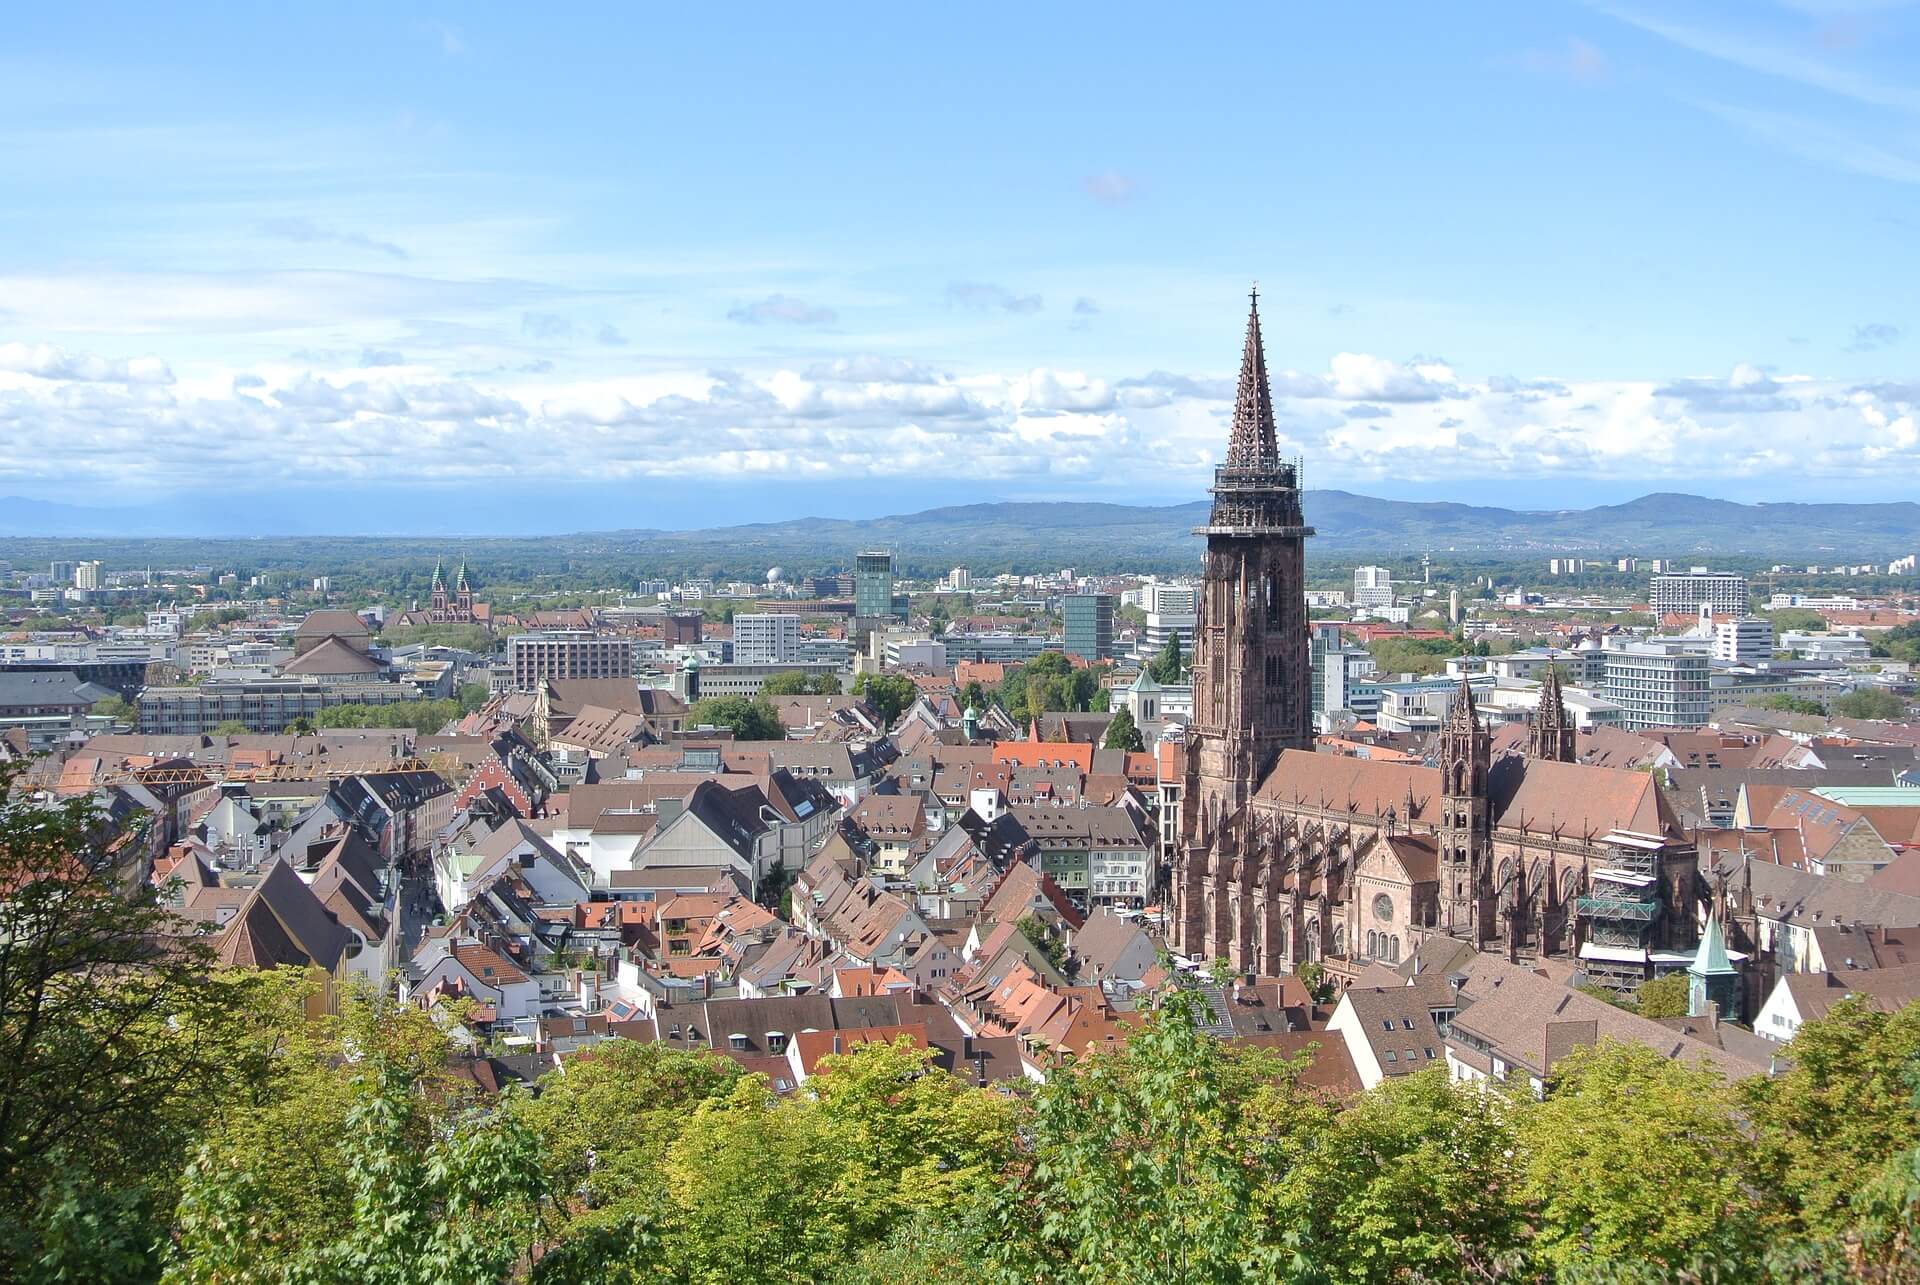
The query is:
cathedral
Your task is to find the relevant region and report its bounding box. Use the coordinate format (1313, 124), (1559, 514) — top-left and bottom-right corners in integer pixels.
(1172, 295), (1701, 990)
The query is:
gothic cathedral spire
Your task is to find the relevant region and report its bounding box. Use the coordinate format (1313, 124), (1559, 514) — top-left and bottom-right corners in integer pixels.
(1177, 290), (1316, 959)
(1226, 286), (1279, 469)
(1527, 663), (1578, 763)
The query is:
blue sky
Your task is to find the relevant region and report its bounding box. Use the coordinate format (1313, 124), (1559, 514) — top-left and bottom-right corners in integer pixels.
(2, 1), (1918, 533)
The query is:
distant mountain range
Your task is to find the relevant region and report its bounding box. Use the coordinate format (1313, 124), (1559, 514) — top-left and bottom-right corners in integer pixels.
(4, 490), (1918, 575)
(581, 491), (1920, 571)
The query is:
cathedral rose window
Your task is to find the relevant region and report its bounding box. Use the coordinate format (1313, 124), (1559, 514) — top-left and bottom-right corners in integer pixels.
(1373, 894), (1394, 922)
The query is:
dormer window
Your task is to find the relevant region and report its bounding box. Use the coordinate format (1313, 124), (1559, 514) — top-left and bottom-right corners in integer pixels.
(729, 1033), (749, 1051)
(766, 1031), (788, 1054)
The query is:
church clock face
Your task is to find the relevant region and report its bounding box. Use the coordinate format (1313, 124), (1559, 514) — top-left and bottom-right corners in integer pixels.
(1372, 894), (1394, 922)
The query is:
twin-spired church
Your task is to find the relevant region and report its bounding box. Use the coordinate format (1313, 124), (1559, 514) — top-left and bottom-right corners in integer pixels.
(1172, 296), (1702, 990)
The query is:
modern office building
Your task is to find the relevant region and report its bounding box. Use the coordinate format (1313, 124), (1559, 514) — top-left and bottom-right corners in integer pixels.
(1650, 571), (1748, 618)
(1711, 616), (1774, 665)
(510, 632), (634, 691)
(73, 560), (103, 591)
(678, 661), (843, 702)
(1138, 610), (1196, 663)
(138, 676), (424, 734)
(1143, 582), (1198, 616)
(939, 633), (1057, 664)
(1352, 565), (1395, 609)
(1320, 643), (1381, 723)
(1063, 592), (1116, 661)
(1601, 641), (1712, 730)
(732, 613), (801, 665)
(854, 550), (896, 620)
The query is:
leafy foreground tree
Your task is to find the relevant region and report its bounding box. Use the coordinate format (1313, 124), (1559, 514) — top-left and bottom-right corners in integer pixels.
(1518, 1042), (1769, 1279)
(162, 987), (575, 1282)
(0, 762), (290, 1281)
(170, 1056), (546, 1284)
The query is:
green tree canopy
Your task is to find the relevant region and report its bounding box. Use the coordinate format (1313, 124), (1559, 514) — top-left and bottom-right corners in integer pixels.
(315, 698), (461, 735)
(761, 670), (843, 697)
(685, 695), (784, 741)
(1518, 1041), (1766, 1276)
(849, 672), (916, 725)
(1147, 634), (1185, 684)
(1833, 688), (1907, 720)
(1760, 694), (1826, 716)
(1102, 706), (1144, 752)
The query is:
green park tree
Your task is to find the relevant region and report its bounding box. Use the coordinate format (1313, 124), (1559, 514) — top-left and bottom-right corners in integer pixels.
(1147, 635), (1185, 684)
(685, 695), (784, 741)
(1102, 707), (1144, 752)
(850, 672), (917, 725)
(761, 671), (843, 697)
(1832, 688), (1907, 721)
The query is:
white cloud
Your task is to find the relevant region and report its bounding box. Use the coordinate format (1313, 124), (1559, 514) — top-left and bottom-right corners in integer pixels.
(728, 294), (838, 326)
(0, 336), (1915, 500)
(946, 282), (1043, 314)
(0, 341), (174, 385)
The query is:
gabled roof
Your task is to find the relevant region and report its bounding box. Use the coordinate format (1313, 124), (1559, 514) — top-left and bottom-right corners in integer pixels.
(1255, 749), (1440, 823)
(281, 636), (384, 676)
(215, 858), (350, 972)
(1491, 757), (1677, 842)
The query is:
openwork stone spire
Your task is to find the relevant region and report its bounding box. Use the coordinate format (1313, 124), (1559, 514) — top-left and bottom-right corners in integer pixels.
(1225, 287), (1279, 468)
(1528, 663), (1577, 763)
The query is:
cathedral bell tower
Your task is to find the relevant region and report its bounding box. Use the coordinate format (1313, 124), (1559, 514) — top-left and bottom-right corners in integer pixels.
(1438, 676), (1491, 940)
(429, 557), (449, 619)
(1183, 289), (1315, 841)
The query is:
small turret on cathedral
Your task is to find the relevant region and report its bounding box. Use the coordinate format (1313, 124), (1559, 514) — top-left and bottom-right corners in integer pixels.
(1528, 664), (1578, 763)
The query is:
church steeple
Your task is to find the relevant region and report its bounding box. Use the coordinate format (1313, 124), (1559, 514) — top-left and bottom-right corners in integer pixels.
(1439, 675), (1492, 941)
(1176, 289), (1316, 963)
(1226, 287), (1279, 469)
(1528, 663), (1577, 763)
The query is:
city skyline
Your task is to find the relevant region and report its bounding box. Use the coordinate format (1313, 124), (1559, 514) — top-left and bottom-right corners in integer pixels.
(3, 2), (1919, 532)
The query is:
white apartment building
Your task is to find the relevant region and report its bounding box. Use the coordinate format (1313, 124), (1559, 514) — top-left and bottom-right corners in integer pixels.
(1600, 640), (1712, 730)
(1650, 571), (1747, 617)
(732, 613), (802, 665)
(1712, 616), (1774, 665)
(1353, 566), (1395, 609)
(1780, 632), (1871, 662)
(1143, 582), (1197, 616)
